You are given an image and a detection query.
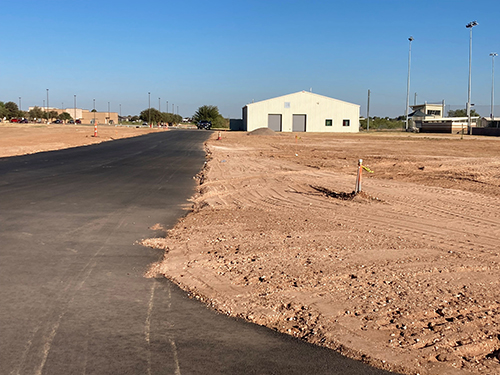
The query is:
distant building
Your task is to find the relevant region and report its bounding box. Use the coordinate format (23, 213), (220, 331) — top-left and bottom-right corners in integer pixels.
(409, 102), (479, 133)
(242, 91), (359, 133)
(28, 106), (118, 125)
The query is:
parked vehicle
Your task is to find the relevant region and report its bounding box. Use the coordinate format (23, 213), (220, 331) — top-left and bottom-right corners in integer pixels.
(53, 119), (62, 124)
(19, 119), (29, 123)
(10, 118), (19, 123)
(197, 120), (212, 130)
(75, 119), (81, 124)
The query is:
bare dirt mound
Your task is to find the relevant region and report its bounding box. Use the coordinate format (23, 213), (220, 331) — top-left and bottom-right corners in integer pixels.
(145, 132), (500, 375)
(247, 127), (276, 136)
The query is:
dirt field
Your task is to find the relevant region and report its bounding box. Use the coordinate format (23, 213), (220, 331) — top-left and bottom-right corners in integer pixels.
(2, 124), (499, 374)
(144, 131), (500, 375)
(0, 122), (163, 158)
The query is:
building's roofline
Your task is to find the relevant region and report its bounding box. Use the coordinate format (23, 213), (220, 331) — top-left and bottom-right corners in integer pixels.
(243, 91), (359, 108)
(421, 116), (479, 122)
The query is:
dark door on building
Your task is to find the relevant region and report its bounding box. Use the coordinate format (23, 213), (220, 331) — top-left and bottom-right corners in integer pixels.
(268, 114), (282, 132)
(292, 114), (306, 132)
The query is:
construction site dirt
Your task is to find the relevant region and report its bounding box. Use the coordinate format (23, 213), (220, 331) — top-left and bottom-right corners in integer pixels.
(144, 131), (500, 375)
(2, 124), (499, 375)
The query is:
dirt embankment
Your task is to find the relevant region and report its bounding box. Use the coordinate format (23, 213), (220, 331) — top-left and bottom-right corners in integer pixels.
(145, 132), (500, 375)
(0, 123), (164, 158)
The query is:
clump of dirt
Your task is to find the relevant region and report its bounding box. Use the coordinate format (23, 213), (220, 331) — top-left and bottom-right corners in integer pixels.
(145, 132), (500, 375)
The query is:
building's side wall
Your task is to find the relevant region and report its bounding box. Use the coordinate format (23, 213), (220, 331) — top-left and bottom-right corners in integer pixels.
(246, 92), (359, 133)
(81, 110), (119, 125)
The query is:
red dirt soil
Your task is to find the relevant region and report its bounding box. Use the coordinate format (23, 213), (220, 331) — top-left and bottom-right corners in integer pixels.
(145, 131), (500, 375)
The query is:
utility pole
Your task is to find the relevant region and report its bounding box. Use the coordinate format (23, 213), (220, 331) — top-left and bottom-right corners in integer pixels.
(367, 89), (370, 131)
(490, 53), (498, 119)
(405, 36), (414, 131)
(46, 89), (49, 124)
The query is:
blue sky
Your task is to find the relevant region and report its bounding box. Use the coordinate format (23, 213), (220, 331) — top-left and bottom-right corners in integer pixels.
(2, 0), (500, 118)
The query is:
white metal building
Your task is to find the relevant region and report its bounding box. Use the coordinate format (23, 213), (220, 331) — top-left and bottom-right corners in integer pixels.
(242, 91), (360, 133)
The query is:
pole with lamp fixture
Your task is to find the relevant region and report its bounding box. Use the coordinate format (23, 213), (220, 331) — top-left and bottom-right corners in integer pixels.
(405, 36), (414, 131)
(466, 21), (478, 135)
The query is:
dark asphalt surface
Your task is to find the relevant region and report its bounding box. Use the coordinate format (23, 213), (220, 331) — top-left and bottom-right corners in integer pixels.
(0, 130), (397, 374)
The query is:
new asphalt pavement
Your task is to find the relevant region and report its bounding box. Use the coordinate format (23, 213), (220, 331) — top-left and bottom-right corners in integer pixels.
(0, 130), (397, 374)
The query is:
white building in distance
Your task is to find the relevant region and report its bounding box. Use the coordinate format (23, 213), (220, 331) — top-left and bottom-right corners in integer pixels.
(242, 91), (360, 133)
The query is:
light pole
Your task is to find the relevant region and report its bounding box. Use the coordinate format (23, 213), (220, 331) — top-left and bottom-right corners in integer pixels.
(19, 97), (21, 111)
(405, 36), (414, 131)
(490, 53), (498, 119)
(148, 92), (151, 126)
(158, 97), (161, 112)
(466, 21), (478, 135)
(119, 103), (122, 123)
(74, 95), (76, 123)
(166, 101), (169, 113)
(108, 102), (110, 125)
(367, 89), (370, 131)
(46, 89), (49, 123)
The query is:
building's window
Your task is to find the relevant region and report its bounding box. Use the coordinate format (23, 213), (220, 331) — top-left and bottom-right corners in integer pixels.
(325, 119), (333, 126)
(343, 119), (350, 127)
(427, 110), (441, 115)
(284, 102), (290, 108)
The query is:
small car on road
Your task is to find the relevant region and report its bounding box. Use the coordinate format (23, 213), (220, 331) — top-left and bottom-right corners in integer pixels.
(197, 120), (212, 130)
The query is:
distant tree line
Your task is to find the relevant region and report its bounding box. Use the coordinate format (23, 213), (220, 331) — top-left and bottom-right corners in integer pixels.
(0, 101), (74, 122)
(359, 116), (405, 130)
(139, 108), (183, 124)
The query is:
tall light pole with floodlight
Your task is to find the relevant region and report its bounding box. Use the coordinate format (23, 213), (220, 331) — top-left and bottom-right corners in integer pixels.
(490, 53), (498, 119)
(148, 92), (151, 126)
(46, 89), (49, 123)
(466, 21), (478, 135)
(74, 95), (77, 122)
(405, 36), (414, 131)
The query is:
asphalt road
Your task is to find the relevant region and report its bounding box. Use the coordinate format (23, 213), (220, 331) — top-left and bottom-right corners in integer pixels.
(0, 130), (396, 375)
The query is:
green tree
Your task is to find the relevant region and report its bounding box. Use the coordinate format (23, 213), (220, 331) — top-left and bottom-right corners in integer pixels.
(58, 112), (73, 122)
(140, 108), (163, 123)
(0, 102), (7, 119)
(29, 106), (44, 120)
(4, 101), (20, 119)
(47, 110), (59, 121)
(193, 105), (220, 123)
(448, 108), (480, 117)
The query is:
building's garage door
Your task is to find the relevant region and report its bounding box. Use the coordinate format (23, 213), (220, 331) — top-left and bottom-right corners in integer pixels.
(268, 114), (282, 132)
(292, 114), (306, 132)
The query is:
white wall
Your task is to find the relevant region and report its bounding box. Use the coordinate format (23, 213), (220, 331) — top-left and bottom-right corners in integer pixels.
(244, 91), (359, 133)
